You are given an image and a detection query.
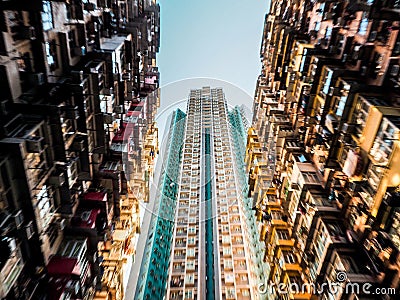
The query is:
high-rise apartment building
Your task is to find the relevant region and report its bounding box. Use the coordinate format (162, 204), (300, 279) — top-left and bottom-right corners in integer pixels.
(0, 1), (160, 299)
(135, 87), (267, 300)
(247, 0), (400, 299)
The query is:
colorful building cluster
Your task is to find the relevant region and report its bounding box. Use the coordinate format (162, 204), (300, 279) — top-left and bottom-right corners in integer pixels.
(0, 0), (160, 299)
(247, 0), (400, 299)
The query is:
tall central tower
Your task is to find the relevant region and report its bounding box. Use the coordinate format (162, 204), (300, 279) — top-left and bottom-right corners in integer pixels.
(166, 86), (267, 300)
(136, 87), (267, 299)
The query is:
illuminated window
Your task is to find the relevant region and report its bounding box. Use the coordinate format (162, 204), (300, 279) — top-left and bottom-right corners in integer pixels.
(336, 96), (347, 117)
(45, 41), (58, 71)
(325, 27), (332, 38)
(322, 70), (333, 95)
(358, 12), (369, 35)
(42, 1), (53, 31)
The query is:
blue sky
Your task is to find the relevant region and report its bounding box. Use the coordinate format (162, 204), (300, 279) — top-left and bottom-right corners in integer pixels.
(157, 0), (269, 97)
(156, 0), (270, 139)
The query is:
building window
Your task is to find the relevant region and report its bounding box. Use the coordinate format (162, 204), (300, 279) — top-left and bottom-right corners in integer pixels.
(186, 260), (195, 270)
(276, 229), (289, 240)
(315, 227), (328, 257)
(36, 185), (54, 228)
(46, 223), (59, 247)
(322, 70), (333, 95)
(42, 1), (53, 31)
(68, 30), (78, 57)
(335, 94), (347, 117)
(282, 250), (296, 264)
(45, 41), (58, 71)
(271, 211), (282, 220)
(302, 172), (320, 184)
(187, 248), (195, 257)
(184, 290), (193, 299)
(325, 26), (332, 39)
(358, 12), (369, 35)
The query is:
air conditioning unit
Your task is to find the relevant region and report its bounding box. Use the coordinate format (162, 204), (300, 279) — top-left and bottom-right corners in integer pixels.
(71, 70), (84, 82)
(102, 88), (113, 95)
(328, 87), (341, 97)
(341, 123), (355, 134)
(113, 105), (124, 114)
(25, 136), (44, 153)
(328, 45), (337, 54)
(369, 31), (377, 42)
(49, 173), (66, 186)
(348, 182), (360, 192)
(72, 140), (86, 152)
(30, 73), (45, 86)
(103, 114), (114, 124)
(122, 72), (131, 81)
(84, 2), (96, 11)
(291, 183), (300, 190)
(63, 106), (79, 119)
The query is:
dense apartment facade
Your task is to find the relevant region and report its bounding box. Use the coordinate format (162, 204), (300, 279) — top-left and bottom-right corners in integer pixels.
(247, 0), (400, 299)
(0, 1), (160, 299)
(135, 87), (267, 300)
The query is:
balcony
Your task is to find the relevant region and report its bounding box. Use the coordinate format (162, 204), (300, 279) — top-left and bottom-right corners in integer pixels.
(47, 256), (89, 300)
(176, 229), (187, 237)
(170, 276), (184, 288)
(234, 260), (248, 272)
(0, 239), (23, 299)
(235, 273), (249, 286)
(232, 248), (245, 258)
(175, 238), (186, 248)
(278, 250), (302, 273)
(172, 263), (185, 273)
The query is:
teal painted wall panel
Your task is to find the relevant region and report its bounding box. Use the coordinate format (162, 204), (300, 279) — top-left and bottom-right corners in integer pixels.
(135, 109), (186, 300)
